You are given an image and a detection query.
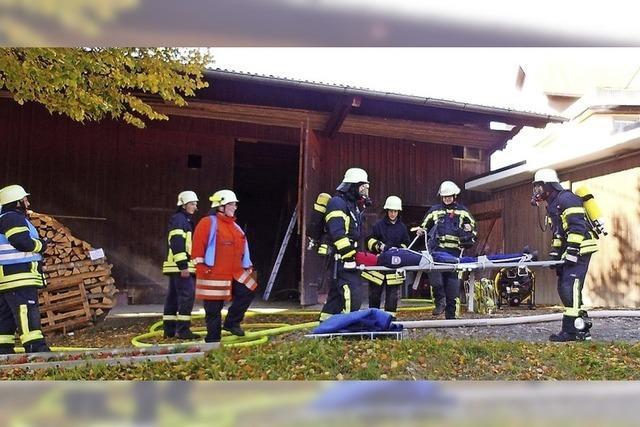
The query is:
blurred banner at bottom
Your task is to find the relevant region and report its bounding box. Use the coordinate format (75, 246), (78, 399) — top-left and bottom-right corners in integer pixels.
(1, 381), (638, 427)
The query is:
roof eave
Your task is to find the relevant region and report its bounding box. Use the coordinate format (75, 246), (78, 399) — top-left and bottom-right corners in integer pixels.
(204, 69), (566, 126)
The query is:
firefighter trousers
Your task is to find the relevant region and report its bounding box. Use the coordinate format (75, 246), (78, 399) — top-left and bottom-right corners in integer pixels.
(202, 280), (255, 342)
(368, 280), (399, 316)
(163, 274), (196, 337)
(0, 287), (49, 354)
(557, 254), (591, 333)
(428, 271), (460, 319)
(320, 262), (363, 321)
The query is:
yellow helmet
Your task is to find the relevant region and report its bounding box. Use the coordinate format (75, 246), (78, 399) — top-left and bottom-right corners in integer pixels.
(176, 191), (199, 206)
(210, 189), (239, 208)
(383, 196), (402, 211)
(0, 185), (29, 205)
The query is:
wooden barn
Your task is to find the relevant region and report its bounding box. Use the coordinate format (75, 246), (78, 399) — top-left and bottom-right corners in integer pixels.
(0, 69), (562, 305)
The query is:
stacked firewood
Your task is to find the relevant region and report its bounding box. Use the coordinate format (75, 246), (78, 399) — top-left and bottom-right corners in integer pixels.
(29, 212), (117, 335)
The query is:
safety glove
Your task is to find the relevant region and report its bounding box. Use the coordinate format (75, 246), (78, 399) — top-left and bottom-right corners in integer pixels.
(342, 257), (357, 270)
(564, 245), (579, 265)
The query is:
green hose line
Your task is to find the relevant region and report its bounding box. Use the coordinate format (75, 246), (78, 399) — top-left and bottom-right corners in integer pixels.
(398, 305), (434, 312)
(224, 335), (269, 348)
(132, 320), (319, 348)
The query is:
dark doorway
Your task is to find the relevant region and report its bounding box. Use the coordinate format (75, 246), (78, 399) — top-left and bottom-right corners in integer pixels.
(233, 140), (300, 301)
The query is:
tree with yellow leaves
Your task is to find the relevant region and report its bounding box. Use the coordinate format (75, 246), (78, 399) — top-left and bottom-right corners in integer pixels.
(0, 48), (212, 128)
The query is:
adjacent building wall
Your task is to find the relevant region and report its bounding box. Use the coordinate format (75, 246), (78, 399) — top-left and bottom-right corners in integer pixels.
(499, 151), (640, 306)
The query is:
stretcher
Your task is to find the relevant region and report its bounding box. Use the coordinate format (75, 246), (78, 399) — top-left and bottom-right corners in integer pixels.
(358, 250), (564, 312)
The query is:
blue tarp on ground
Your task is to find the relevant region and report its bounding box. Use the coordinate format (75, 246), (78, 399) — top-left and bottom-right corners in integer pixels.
(312, 308), (403, 334)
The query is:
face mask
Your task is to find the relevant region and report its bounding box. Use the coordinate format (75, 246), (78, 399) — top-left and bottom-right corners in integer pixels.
(358, 183), (369, 198)
(531, 184), (546, 206)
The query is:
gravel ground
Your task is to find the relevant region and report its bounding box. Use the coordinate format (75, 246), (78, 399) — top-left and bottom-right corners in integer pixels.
(45, 306), (640, 348)
(405, 314), (640, 343)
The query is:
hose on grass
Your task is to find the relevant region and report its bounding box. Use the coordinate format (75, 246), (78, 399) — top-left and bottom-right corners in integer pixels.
(132, 321), (319, 348)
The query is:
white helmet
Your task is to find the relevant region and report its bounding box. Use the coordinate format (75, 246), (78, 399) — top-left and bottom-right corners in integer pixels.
(210, 189), (239, 208)
(533, 168), (560, 184)
(342, 167), (369, 184)
(383, 196), (402, 211)
(176, 190), (199, 206)
(438, 181), (461, 197)
(0, 185), (29, 205)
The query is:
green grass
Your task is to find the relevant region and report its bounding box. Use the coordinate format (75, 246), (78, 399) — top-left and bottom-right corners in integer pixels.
(6, 335), (640, 380)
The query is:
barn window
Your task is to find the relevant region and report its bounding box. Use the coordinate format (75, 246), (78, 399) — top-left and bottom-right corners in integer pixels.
(187, 154), (202, 169)
(452, 145), (482, 161)
(452, 145), (464, 159)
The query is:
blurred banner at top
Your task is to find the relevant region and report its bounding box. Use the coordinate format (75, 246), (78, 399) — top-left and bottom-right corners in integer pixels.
(2, 0), (640, 46)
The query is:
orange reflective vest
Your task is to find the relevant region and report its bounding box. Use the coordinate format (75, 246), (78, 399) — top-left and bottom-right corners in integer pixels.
(192, 213), (256, 301)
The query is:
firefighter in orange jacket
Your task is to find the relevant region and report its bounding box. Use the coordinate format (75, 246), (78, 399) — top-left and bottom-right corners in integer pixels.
(191, 189), (256, 343)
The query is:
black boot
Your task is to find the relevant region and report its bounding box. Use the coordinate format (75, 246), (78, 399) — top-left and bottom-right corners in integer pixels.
(432, 301), (445, 316)
(576, 330), (592, 341)
(163, 319), (176, 338)
(24, 341), (50, 353)
(176, 331), (200, 340)
(0, 344), (15, 355)
(549, 316), (580, 342)
(223, 324), (245, 337)
(549, 331), (578, 342)
(175, 321), (199, 340)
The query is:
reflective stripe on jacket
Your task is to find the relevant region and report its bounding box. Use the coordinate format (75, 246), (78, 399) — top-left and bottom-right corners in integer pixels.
(162, 210), (195, 275)
(420, 202), (477, 252)
(324, 193), (363, 261)
(0, 211), (45, 291)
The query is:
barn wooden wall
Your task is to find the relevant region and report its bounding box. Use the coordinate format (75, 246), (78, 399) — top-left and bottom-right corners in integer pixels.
(0, 99), (300, 301)
(1, 98), (496, 305)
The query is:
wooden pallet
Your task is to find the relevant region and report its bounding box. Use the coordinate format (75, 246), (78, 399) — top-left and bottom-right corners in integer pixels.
(39, 282), (92, 334)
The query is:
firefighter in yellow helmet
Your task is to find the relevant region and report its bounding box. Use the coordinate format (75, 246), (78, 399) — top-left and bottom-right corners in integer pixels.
(162, 191), (199, 340)
(0, 185), (50, 353)
(532, 168), (598, 341)
(417, 180), (477, 319)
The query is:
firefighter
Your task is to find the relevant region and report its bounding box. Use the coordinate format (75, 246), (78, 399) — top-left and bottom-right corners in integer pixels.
(319, 167), (370, 321)
(162, 191), (199, 340)
(191, 189), (256, 343)
(363, 196), (410, 317)
(532, 168), (597, 341)
(417, 180), (477, 319)
(0, 185), (50, 354)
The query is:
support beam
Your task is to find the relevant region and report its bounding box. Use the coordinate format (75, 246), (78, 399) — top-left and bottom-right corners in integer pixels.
(487, 125), (524, 154)
(144, 99), (507, 149)
(323, 96), (361, 139)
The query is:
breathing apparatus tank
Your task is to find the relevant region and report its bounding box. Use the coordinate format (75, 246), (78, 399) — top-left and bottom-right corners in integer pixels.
(307, 192), (332, 255)
(574, 185), (608, 237)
